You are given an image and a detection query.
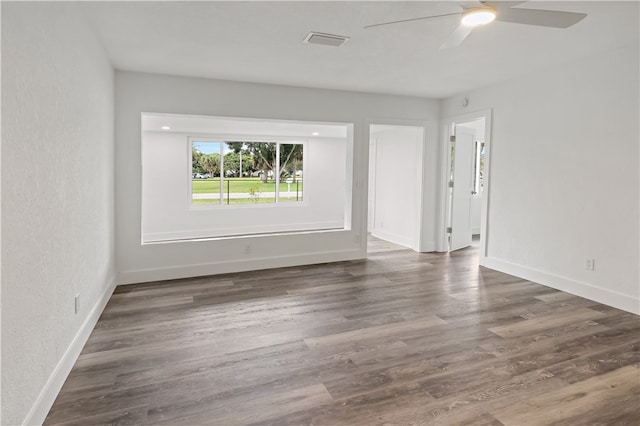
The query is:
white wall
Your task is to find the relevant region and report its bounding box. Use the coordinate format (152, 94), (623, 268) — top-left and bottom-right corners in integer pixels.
(369, 126), (424, 250)
(116, 71), (440, 284)
(441, 43), (640, 314)
(142, 131), (346, 241)
(368, 140), (376, 233)
(1, 3), (115, 425)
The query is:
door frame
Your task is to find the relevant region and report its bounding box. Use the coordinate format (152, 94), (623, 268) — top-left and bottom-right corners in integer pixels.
(437, 109), (493, 264)
(364, 118), (430, 253)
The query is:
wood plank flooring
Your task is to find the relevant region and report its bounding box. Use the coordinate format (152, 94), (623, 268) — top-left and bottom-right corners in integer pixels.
(45, 239), (640, 425)
(366, 235), (409, 253)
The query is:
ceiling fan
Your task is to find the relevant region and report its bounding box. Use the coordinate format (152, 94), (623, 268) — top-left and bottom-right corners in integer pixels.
(365, 1), (587, 49)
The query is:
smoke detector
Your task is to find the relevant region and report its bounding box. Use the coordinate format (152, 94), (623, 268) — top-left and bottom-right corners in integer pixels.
(303, 32), (350, 47)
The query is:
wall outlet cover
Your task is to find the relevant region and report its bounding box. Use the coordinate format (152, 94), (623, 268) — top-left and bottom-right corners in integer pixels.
(585, 259), (595, 271)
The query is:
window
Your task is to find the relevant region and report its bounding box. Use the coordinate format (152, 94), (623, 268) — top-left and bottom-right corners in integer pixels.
(278, 143), (304, 203)
(190, 139), (304, 206)
(472, 140), (485, 195)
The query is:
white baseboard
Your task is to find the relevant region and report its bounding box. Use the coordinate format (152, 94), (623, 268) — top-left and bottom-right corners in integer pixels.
(117, 248), (364, 285)
(483, 256), (640, 315)
(22, 275), (117, 426)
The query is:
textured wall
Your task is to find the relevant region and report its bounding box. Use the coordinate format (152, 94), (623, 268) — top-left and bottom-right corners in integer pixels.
(1, 3), (115, 424)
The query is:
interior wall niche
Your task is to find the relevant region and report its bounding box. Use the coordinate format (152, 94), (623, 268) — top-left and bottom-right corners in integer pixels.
(141, 113), (352, 242)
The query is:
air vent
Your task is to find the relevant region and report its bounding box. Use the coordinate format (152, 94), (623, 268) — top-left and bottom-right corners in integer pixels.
(304, 32), (350, 47)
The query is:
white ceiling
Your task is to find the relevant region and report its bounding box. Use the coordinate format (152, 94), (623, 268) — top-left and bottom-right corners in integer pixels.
(142, 113), (349, 138)
(81, 1), (639, 98)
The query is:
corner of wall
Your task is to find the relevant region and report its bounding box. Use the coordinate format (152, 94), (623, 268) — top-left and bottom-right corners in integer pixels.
(2, 2), (117, 424)
(22, 275), (117, 426)
(483, 257), (640, 315)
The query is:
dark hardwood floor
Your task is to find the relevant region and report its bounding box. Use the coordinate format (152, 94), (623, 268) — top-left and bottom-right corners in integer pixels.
(45, 239), (640, 425)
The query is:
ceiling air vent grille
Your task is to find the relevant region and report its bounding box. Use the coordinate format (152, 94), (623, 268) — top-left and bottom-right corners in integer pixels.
(304, 32), (350, 47)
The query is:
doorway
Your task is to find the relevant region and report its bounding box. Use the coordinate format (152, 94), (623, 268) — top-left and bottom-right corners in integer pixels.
(367, 123), (425, 254)
(442, 112), (490, 259)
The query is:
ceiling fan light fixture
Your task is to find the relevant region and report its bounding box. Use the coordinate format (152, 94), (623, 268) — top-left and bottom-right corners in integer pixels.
(461, 8), (496, 27)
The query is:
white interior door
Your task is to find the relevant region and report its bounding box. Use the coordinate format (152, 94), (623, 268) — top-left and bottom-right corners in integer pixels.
(450, 127), (474, 251)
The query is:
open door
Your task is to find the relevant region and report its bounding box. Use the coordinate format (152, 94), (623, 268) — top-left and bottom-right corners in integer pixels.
(449, 127), (475, 251)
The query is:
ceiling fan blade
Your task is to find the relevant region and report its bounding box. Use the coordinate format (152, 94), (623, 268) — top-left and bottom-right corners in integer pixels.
(440, 24), (475, 49)
(364, 11), (461, 29)
(495, 7), (587, 28)
(484, 1), (528, 9)
(456, 1), (485, 8)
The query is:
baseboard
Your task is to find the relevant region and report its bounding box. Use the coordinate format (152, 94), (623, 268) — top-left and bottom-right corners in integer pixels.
(483, 256), (639, 315)
(117, 248), (364, 285)
(22, 275), (117, 426)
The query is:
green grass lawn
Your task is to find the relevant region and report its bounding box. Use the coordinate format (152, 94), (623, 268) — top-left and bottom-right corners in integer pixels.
(192, 178), (303, 193)
(192, 178), (303, 205)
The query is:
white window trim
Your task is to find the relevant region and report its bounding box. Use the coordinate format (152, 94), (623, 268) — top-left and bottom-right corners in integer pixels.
(188, 135), (307, 210)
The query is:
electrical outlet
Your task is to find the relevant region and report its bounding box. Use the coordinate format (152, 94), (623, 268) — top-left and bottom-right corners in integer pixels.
(74, 294), (80, 314)
(243, 244), (252, 255)
(585, 259), (595, 271)
(354, 234), (361, 244)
